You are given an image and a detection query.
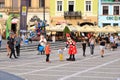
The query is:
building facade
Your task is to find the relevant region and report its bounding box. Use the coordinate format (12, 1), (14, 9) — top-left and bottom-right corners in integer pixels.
(98, 0), (120, 27)
(0, 0), (50, 33)
(50, 0), (98, 26)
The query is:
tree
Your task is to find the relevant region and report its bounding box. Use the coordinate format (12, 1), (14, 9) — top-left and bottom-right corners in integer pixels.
(63, 26), (70, 39)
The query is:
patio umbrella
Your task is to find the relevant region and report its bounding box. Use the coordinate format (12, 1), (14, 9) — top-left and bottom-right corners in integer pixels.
(49, 25), (64, 32)
(100, 25), (116, 33)
(77, 25), (94, 32)
(91, 26), (102, 32)
(113, 26), (120, 33)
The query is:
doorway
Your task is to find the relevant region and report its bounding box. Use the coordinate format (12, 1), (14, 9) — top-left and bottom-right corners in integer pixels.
(68, 1), (74, 12)
(11, 24), (17, 33)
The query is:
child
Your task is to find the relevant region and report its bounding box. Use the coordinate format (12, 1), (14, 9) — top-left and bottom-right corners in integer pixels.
(45, 42), (51, 62)
(58, 47), (64, 61)
(6, 41), (11, 56)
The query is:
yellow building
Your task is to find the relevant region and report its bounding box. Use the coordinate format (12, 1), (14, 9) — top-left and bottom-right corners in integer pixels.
(50, 0), (98, 26)
(0, 0), (50, 34)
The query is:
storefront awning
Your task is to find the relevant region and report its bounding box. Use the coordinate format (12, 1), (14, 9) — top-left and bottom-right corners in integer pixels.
(80, 22), (94, 26)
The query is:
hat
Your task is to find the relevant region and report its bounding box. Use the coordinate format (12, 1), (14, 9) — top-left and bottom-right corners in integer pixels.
(66, 33), (70, 37)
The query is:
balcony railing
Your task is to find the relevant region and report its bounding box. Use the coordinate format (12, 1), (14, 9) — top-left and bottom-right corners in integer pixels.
(64, 11), (82, 19)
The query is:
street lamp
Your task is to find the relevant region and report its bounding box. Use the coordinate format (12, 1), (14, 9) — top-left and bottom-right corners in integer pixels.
(43, 0), (46, 37)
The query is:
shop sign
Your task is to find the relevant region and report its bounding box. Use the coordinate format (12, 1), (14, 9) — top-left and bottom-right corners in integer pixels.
(106, 16), (120, 21)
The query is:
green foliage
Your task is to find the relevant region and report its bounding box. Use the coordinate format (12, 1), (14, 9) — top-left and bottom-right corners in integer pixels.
(63, 26), (70, 37)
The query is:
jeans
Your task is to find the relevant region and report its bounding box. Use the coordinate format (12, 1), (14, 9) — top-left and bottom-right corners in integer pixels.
(90, 44), (94, 55)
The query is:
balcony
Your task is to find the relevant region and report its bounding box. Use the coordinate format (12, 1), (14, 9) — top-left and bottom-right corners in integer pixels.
(101, 0), (120, 4)
(64, 11), (82, 19)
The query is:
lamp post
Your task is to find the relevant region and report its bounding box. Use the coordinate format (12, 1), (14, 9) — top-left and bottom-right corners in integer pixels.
(43, 0), (46, 37)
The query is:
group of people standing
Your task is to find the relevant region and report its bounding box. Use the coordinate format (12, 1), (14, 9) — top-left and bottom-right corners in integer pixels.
(81, 34), (119, 58)
(6, 32), (22, 59)
(3, 32), (119, 62)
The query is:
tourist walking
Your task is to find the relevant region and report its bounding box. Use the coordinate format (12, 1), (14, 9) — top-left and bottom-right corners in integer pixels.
(99, 37), (106, 58)
(6, 41), (11, 56)
(89, 36), (96, 55)
(8, 33), (17, 59)
(15, 34), (22, 56)
(81, 37), (87, 57)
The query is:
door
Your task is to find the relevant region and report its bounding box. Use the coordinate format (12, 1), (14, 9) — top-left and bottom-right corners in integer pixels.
(11, 24), (17, 33)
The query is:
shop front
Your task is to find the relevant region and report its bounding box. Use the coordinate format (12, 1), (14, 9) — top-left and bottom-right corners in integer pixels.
(98, 16), (120, 27)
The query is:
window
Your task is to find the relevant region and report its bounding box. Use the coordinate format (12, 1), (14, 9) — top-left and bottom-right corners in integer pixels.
(103, 23), (111, 27)
(0, 0), (5, 8)
(86, 1), (91, 11)
(103, 6), (108, 15)
(57, 1), (62, 11)
(113, 23), (118, 26)
(68, 1), (74, 11)
(39, 0), (44, 8)
(12, 0), (18, 9)
(113, 6), (119, 15)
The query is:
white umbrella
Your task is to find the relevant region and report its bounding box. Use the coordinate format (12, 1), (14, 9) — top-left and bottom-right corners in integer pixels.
(100, 25), (116, 33)
(113, 26), (120, 33)
(77, 25), (94, 32)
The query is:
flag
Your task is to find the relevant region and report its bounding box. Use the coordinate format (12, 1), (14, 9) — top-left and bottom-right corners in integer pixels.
(6, 14), (13, 39)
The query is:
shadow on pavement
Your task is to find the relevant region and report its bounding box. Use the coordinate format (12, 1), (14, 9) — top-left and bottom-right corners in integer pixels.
(0, 71), (24, 80)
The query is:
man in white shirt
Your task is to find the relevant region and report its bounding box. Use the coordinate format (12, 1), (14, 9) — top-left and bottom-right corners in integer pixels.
(109, 34), (114, 43)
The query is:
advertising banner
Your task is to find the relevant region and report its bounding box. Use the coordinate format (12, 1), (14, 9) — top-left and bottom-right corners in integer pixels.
(20, 0), (29, 33)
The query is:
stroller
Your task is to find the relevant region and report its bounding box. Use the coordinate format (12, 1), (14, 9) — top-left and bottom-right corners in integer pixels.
(37, 44), (45, 55)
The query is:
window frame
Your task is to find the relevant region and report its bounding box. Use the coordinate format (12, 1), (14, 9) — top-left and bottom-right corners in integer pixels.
(113, 6), (119, 15)
(57, 1), (63, 12)
(102, 6), (109, 15)
(85, 1), (91, 12)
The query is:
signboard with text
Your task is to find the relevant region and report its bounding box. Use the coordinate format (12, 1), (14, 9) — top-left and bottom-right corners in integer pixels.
(106, 16), (120, 21)
(20, 0), (29, 33)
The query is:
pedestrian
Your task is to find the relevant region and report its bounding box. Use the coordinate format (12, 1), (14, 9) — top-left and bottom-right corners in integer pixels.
(104, 35), (110, 49)
(58, 47), (64, 61)
(15, 34), (22, 56)
(0, 31), (2, 48)
(99, 37), (106, 58)
(81, 37), (87, 57)
(6, 41), (11, 56)
(109, 34), (114, 50)
(89, 36), (96, 56)
(114, 35), (119, 49)
(45, 42), (51, 62)
(8, 33), (17, 59)
(65, 33), (77, 61)
(37, 35), (47, 55)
